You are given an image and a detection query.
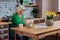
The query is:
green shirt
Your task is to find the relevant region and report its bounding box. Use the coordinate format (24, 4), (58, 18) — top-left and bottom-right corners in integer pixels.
(10, 13), (25, 34)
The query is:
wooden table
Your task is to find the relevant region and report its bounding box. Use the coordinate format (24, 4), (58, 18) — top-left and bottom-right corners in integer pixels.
(11, 21), (60, 40)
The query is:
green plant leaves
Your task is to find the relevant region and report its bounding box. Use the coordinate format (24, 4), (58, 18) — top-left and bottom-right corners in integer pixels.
(47, 15), (53, 20)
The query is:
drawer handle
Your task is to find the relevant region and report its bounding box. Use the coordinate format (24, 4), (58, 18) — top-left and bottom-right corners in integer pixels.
(1, 36), (4, 39)
(1, 31), (4, 33)
(1, 25), (4, 28)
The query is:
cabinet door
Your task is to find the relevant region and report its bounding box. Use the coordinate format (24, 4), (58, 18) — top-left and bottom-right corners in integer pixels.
(0, 24), (9, 40)
(0, 35), (8, 40)
(0, 30), (8, 35)
(0, 25), (8, 29)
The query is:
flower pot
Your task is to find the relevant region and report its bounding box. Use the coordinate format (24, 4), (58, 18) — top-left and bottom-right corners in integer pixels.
(46, 19), (53, 26)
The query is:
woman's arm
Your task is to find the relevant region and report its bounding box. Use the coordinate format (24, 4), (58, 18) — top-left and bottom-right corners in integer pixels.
(12, 14), (20, 26)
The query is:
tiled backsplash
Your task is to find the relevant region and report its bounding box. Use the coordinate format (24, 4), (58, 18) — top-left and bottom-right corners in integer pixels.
(0, 2), (33, 18)
(24, 7), (33, 18)
(0, 2), (16, 18)
(0, 0), (16, 2)
(0, 0), (36, 18)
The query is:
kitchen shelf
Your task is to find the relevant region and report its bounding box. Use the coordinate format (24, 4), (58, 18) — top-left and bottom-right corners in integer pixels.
(23, 4), (37, 7)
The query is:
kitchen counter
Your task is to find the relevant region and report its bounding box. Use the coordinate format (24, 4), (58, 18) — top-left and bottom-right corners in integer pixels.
(0, 22), (12, 25)
(25, 18), (44, 20)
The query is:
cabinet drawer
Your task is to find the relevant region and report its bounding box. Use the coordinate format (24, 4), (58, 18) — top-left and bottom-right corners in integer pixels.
(0, 30), (8, 34)
(0, 25), (8, 29)
(3, 39), (8, 40)
(34, 20), (45, 24)
(0, 36), (8, 40)
(4, 36), (8, 39)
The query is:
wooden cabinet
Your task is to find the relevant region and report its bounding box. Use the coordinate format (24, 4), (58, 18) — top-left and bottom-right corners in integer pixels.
(34, 19), (45, 24)
(0, 25), (9, 40)
(0, 35), (8, 40)
(0, 30), (8, 34)
(0, 25), (8, 29)
(0, 22), (11, 40)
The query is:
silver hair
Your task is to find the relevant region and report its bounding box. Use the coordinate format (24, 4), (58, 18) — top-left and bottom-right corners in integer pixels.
(16, 5), (25, 12)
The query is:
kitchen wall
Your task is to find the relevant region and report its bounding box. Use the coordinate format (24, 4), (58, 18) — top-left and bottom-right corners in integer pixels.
(0, 0), (58, 18)
(0, 0), (16, 2)
(24, 7), (33, 18)
(36, 0), (52, 18)
(52, 0), (58, 12)
(36, 0), (58, 18)
(42, 0), (52, 18)
(36, 0), (42, 18)
(0, 0), (36, 18)
(58, 0), (60, 11)
(0, 1), (16, 18)
(43, 0), (58, 18)
(23, 0), (36, 18)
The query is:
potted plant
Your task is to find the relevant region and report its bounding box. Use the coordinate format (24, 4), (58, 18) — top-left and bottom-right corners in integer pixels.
(46, 11), (56, 26)
(32, 8), (38, 18)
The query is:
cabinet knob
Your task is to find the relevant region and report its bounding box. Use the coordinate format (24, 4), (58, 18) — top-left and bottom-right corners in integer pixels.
(1, 36), (4, 39)
(1, 31), (4, 33)
(1, 25), (4, 28)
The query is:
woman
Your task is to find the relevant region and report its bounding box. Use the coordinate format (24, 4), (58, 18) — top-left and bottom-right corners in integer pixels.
(10, 5), (28, 40)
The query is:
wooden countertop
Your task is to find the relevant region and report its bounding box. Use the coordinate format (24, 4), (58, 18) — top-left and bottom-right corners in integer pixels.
(11, 21), (60, 35)
(0, 22), (12, 25)
(25, 18), (44, 20)
(23, 4), (37, 7)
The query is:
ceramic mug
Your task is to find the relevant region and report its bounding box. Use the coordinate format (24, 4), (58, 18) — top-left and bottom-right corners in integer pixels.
(19, 24), (23, 28)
